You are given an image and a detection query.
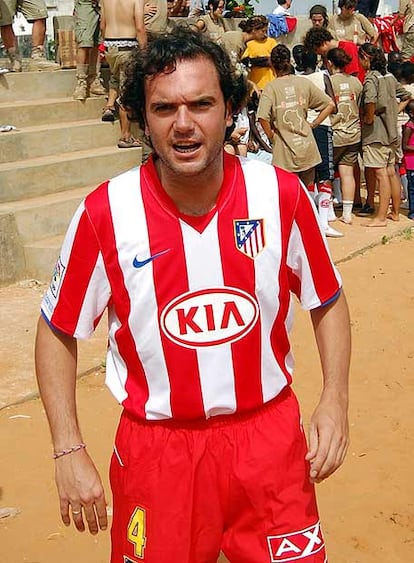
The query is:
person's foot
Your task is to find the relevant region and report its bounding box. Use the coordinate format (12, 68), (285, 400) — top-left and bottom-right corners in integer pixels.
(102, 106), (117, 122)
(30, 46), (60, 71)
(339, 215), (352, 224)
(89, 77), (107, 96)
(387, 212), (400, 222)
(356, 203), (375, 217)
(0, 67), (9, 75)
(364, 219), (387, 227)
(324, 225), (344, 238)
(117, 137), (141, 149)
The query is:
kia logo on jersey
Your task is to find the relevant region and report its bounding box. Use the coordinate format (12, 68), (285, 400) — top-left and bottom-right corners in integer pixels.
(267, 522), (325, 562)
(160, 287), (259, 348)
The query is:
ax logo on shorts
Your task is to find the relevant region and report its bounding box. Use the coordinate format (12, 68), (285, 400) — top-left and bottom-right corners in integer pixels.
(267, 521), (325, 562)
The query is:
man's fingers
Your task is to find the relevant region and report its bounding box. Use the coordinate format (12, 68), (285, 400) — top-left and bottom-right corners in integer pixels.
(96, 497), (108, 530)
(83, 504), (99, 535)
(71, 507), (86, 532)
(305, 423), (318, 462)
(60, 499), (70, 526)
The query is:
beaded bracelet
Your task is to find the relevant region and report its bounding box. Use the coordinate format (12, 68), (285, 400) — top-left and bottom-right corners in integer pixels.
(53, 443), (86, 459)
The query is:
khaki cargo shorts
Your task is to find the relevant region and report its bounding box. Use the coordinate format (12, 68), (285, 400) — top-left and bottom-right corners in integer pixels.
(0, 0), (47, 26)
(73, 0), (101, 48)
(105, 45), (136, 91)
(334, 142), (361, 167)
(362, 142), (396, 168)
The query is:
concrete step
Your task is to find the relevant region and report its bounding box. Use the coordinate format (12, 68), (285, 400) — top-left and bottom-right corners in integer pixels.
(0, 145), (142, 204)
(0, 119), (123, 164)
(0, 67), (110, 102)
(0, 69), (76, 102)
(0, 185), (92, 245)
(24, 233), (64, 282)
(0, 96), (109, 129)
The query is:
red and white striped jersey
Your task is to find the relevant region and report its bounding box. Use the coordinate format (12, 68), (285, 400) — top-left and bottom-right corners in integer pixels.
(41, 153), (341, 421)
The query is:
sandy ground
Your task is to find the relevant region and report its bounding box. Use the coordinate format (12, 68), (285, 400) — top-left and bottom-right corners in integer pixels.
(0, 230), (413, 562)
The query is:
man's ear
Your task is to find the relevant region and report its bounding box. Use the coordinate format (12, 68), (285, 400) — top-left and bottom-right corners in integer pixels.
(144, 116), (150, 137)
(225, 101), (233, 128)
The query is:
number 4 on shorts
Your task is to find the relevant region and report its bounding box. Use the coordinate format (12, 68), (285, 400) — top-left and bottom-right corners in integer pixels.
(127, 506), (147, 559)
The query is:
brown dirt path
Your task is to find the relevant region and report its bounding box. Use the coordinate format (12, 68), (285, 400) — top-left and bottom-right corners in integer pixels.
(1, 233), (413, 562)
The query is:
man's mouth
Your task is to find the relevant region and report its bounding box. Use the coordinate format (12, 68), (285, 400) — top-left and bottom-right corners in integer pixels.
(173, 142), (201, 153)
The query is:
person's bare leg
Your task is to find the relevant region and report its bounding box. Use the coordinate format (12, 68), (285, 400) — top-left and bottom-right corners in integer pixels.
(366, 167), (389, 226)
(0, 24), (16, 48)
(353, 161), (362, 205)
(31, 18), (46, 48)
(364, 166), (376, 209)
(1, 24), (21, 71)
(388, 166), (401, 221)
(106, 88), (118, 109)
(119, 107), (132, 139)
(339, 164), (355, 223)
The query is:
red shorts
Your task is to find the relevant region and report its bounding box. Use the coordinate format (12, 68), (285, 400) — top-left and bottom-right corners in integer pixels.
(110, 387), (326, 563)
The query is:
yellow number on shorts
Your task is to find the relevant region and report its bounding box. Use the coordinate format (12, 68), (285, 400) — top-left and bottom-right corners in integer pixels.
(127, 506), (146, 558)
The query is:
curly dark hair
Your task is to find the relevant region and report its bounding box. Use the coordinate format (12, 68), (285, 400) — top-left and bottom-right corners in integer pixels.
(270, 44), (291, 73)
(359, 42), (387, 75)
(120, 27), (248, 130)
(303, 27), (333, 53)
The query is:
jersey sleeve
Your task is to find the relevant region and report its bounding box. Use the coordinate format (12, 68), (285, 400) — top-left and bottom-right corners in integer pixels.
(286, 182), (342, 310)
(40, 200), (111, 339)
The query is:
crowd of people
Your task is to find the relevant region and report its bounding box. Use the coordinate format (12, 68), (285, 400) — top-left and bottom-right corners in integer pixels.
(3, 2), (414, 224)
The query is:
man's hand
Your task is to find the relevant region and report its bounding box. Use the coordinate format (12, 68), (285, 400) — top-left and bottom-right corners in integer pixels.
(305, 395), (349, 483)
(55, 449), (108, 534)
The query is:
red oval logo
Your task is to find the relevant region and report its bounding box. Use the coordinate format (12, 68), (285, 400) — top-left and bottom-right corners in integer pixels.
(160, 287), (259, 348)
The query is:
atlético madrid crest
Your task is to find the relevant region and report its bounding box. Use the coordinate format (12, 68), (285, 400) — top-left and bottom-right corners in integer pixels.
(234, 219), (265, 259)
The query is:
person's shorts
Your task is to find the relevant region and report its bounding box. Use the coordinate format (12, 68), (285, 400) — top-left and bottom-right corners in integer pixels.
(104, 40), (138, 91)
(362, 142), (396, 168)
(110, 387), (326, 563)
(401, 31), (414, 60)
(334, 142), (361, 167)
(0, 0), (47, 26)
(73, 0), (101, 48)
(312, 124), (334, 183)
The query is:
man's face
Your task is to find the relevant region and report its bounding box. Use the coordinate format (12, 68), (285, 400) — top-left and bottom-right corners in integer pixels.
(144, 57), (232, 181)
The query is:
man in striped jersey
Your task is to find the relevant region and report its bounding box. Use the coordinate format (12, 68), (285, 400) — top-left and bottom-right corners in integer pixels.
(35, 28), (351, 563)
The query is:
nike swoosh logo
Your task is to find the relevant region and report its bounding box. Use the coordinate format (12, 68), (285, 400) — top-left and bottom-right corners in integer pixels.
(133, 248), (170, 268)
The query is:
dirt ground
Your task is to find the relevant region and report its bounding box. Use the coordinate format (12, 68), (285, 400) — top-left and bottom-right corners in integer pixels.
(0, 233), (413, 563)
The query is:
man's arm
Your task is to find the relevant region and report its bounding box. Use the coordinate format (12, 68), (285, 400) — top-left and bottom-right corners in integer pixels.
(306, 291), (351, 483)
(35, 315), (108, 534)
(135, 0), (147, 47)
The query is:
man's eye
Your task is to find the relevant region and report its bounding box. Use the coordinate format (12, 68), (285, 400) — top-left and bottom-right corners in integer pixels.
(194, 100), (212, 109)
(154, 105), (174, 113)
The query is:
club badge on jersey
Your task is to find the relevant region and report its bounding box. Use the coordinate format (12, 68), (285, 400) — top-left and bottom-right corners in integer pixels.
(234, 219), (265, 259)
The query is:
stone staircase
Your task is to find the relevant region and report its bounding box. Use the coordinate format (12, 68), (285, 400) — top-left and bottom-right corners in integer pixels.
(0, 68), (142, 285)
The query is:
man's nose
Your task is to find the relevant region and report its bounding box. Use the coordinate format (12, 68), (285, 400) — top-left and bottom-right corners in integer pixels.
(174, 106), (195, 133)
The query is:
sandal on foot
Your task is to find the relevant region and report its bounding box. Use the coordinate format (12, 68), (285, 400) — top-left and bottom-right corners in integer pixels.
(117, 137), (142, 149)
(102, 106), (116, 122)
